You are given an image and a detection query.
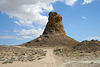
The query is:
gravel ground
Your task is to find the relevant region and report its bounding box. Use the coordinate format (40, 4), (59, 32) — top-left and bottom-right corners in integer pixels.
(0, 46), (46, 64)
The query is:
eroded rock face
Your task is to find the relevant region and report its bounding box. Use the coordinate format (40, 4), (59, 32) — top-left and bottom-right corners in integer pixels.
(21, 12), (79, 48)
(43, 12), (66, 36)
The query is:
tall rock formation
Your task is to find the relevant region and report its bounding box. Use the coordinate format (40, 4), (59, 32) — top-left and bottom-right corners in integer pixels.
(43, 12), (66, 36)
(21, 12), (79, 48)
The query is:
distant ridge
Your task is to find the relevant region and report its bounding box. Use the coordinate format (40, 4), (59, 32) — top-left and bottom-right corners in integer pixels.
(21, 12), (79, 48)
(73, 40), (100, 52)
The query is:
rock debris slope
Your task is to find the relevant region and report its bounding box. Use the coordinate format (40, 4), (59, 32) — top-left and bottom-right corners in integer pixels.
(73, 40), (100, 52)
(21, 12), (79, 48)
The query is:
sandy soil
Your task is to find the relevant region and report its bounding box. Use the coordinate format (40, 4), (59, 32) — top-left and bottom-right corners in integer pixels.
(0, 47), (100, 67)
(0, 49), (57, 67)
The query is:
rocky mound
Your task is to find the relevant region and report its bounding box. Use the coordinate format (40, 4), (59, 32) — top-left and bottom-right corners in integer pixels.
(73, 40), (100, 52)
(21, 12), (79, 48)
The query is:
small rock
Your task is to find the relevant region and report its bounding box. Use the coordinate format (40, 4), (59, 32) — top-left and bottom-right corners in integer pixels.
(38, 57), (43, 60)
(17, 56), (24, 62)
(37, 38), (42, 41)
(0, 58), (5, 61)
(40, 53), (46, 56)
(90, 62), (94, 64)
(21, 53), (25, 55)
(2, 59), (13, 64)
(32, 52), (36, 55)
(8, 59), (13, 63)
(14, 52), (18, 55)
(27, 55), (35, 61)
(36, 38), (42, 42)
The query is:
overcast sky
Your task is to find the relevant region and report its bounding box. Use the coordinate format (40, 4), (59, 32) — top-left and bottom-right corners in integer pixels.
(0, 0), (100, 45)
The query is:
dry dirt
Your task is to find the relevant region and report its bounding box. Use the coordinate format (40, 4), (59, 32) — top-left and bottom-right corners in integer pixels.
(0, 46), (100, 67)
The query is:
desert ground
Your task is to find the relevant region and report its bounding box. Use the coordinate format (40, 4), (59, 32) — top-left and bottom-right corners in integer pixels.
(0, 46), (100, 67)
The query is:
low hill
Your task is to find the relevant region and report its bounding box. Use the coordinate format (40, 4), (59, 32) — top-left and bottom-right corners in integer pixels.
(73, 40), (100, 52)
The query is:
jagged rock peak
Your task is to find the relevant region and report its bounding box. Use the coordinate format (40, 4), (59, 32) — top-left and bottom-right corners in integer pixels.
(43, 12), (66, 36)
